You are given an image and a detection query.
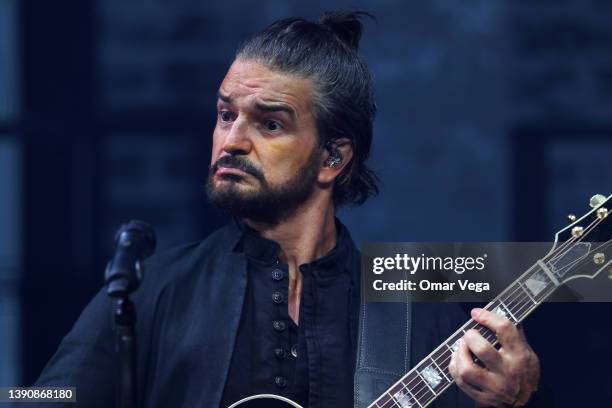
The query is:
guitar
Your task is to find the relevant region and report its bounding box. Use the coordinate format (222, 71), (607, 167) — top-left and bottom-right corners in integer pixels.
(229, 194), (612, 408)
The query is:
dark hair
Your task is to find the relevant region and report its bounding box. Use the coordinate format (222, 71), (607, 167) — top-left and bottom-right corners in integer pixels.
(236, 11), (379, 207)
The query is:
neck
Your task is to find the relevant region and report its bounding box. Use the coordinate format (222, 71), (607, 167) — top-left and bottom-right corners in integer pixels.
(244, 196), (338, 269)
(243, 193), (337, 324)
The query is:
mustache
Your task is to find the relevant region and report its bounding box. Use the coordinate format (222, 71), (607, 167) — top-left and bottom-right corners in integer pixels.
(211, 155), (265, 182)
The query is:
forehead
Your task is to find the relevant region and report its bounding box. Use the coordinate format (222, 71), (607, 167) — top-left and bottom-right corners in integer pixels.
(218, 59), (314, 112)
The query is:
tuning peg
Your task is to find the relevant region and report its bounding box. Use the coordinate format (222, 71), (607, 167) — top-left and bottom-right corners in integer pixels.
(572, 226), (584, 237)
(597, 207), (608, 219)
(567, 214), (577, 222)
(590, 194), (607, 208)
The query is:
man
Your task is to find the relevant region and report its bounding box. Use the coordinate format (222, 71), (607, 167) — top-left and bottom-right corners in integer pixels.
(36, 11), (540, 408)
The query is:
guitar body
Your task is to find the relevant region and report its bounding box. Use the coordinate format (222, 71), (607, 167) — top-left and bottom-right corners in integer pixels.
(227, 394), (303, 408)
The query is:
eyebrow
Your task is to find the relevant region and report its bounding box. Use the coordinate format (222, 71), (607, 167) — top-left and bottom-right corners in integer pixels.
(217, 91), (232, 103)
(217, 91), (296, 119)
(253, 101), (296, 119)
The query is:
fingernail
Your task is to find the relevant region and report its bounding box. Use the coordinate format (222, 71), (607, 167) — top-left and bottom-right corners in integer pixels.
(471, 308), (482, 317)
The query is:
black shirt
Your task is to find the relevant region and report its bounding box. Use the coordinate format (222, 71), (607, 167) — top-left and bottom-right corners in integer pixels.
(220, 221), (357, 407)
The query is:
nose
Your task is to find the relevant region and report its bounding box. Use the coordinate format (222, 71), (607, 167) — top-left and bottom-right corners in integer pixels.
(222, 117), (253, 156)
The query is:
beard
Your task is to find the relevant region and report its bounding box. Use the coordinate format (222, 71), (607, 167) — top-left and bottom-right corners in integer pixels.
(206, 150), (320, 225)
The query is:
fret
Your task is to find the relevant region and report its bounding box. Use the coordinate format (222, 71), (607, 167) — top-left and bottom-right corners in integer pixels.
(430, 357), (450, 383)
(496, 299), (518, 323)
(379, 374), (424, 408)
(536, 260), (560, 286)
(387, 397), (401, 408)
(405, 387), (421, 408)
(431, 346), (452, 369)
(518, 280), (537, 304)
(501, 278), (546, 323)
(473, 322), (496, 344)
(405, 374), (435, 404)
(373, 385), (395, 407)
(448, 333), (463, 353)
(503, 282), (527, 310)
(417, 370), (438, 395)
(431, 346), (453, 380)
(509, 293), (536, 322)
(383, 382), (409, 408)
(491, 301), (509, 320)
(520, 267), (558, 304)
(502, 286), (535, 322)
(445, 342), (455, 354)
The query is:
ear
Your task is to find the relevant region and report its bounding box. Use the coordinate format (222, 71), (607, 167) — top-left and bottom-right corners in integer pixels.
(318, 138), (354, 185)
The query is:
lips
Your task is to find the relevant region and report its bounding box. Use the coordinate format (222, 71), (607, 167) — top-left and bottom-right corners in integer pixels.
(215, 166), (251, 178)
(211, 156), (265, 183)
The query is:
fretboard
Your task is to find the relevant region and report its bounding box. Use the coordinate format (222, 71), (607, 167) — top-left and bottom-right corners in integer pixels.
(368, 261), (559, 408)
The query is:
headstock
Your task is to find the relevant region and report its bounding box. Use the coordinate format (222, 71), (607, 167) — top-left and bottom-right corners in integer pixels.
(545, 194), (612, 285)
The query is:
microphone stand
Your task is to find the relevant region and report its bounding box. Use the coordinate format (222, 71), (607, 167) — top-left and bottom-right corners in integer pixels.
(104, 221), (156, 408)
(112, 290), (138, 408)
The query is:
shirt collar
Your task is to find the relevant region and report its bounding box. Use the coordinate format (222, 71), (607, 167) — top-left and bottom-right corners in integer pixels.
(231, 217), (354, 277)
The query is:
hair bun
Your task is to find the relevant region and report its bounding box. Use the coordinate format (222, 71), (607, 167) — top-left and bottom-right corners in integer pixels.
(318, 11), (373, 50)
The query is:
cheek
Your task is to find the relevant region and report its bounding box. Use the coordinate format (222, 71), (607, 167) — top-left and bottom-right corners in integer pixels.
(264, 142), (315, 178)
(210, 127), (224, 165)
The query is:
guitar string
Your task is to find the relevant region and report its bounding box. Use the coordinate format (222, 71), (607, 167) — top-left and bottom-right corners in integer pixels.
(374, 257), (564, 408)
(373, 214), (608, 408)
(383, 283), (542, 408)
(378, 283), (549, 408)
(372, 279), (547, 408)
(373, 266), (562, 407)
(542, 212), (604, 267)
(395, 225), (612, 408)
(375, 275), (559, 408)
(375, 213), (609, 408)
(405, 226), (612, 405)
(382, 230), (612, 408)
(497, 210), (605, 317)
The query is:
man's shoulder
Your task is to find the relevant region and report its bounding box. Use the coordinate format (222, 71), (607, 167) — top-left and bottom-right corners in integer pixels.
(141, 223), (240, 288)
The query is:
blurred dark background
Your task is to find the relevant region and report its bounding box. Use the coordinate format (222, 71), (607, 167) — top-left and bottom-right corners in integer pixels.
(1, 0), (611, 406)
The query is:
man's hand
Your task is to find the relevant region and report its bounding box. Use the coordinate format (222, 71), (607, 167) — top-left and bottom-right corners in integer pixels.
(448, 308), (540, 407)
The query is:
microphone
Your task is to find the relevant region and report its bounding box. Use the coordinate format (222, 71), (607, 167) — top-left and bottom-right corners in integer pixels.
(105, 220), (156, 298)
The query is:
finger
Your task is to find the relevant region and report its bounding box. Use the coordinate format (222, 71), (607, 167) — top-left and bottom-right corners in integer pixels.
(516, 324), (528, 342)
(471, 308), (524, 351)
(463, 329), (503, 372)
(450, 342), (501, 407)
(455, 377), (498, 407)
(454, 336), (493, 390)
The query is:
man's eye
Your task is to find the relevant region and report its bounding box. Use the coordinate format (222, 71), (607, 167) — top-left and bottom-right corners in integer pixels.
(219, 110), (233, 122)
(265, 120), (282, 132)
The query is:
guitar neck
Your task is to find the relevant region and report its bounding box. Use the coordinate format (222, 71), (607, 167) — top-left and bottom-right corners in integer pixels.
(368, 260), (560, 408)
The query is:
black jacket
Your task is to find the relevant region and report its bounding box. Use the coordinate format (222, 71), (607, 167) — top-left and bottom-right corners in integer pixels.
(35, 222), (472, 408)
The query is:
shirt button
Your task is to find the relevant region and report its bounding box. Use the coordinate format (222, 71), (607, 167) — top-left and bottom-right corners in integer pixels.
(274, 347), (286, 359)
(271, 269), (284, 281)
(273, 320), (286, 332)
(291, 344), (298, 358)
(272, 291), (284, 304)
(274, 376), (287, 389)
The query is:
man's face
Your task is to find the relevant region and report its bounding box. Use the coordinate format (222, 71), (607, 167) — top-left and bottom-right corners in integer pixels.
(206, 59), (322, 224)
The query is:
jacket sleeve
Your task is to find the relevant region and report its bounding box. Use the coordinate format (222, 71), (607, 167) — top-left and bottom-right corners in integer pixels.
(33, 288), (118, 408)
